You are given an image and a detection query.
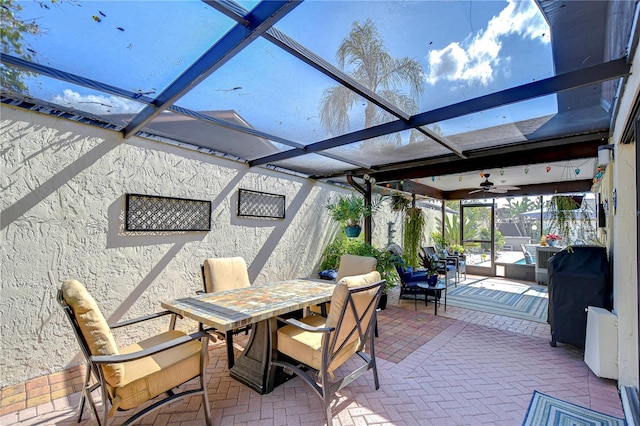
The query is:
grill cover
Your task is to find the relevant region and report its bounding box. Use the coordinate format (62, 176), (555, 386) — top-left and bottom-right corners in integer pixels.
(547, 246), (612, 347)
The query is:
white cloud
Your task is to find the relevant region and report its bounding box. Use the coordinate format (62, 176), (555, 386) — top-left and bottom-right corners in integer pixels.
(425, 0), (550, 86)
(52, 89), (142, 115)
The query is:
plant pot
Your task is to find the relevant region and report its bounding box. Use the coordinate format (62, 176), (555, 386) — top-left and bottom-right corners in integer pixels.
(344, 225), (362, 238)
(378, 293), (388, 310)
(548, 240), (557, 247)
(427, 274), (439, 286)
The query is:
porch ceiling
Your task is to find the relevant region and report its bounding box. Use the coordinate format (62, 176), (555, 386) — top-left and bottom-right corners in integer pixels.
(1, 0), (637, 198)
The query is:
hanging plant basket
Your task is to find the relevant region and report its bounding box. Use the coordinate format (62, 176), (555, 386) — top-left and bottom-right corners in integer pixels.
(390, 193), (410, 212)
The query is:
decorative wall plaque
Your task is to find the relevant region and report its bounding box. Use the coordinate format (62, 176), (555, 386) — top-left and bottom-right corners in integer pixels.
(125, 194), (211, 231)
(237, 189), (285, 219)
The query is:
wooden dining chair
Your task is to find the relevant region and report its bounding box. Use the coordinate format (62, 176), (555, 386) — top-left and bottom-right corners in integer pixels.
(57, 277), (212, 426)
(200, 257), (252, 368)
(271, 271), (384, 425)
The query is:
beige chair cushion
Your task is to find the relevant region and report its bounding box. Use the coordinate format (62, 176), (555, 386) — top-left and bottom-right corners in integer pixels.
(335, 254), (377, 282)
(203, 257), (250, 293)
(61, 279), (124, 387)
(110, 330), (204, 411)
(277, 315), (327, 371)
(337, 271), (381, 289)
(278, 271), (381, 373)
(328, 272), (380, 350)
(277, 314), (359, 373)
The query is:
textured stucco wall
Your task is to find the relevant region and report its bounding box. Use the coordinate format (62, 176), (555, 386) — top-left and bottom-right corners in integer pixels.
(610, 47), (640, 388)
(0, 105), (356, 386)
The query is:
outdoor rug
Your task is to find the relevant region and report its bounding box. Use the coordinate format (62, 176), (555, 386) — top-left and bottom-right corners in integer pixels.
(522, 390), (625, 426)
(447, 278), (548, 323)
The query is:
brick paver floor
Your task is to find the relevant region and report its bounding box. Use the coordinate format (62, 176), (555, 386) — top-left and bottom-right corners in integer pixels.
(1, 277), (624, 425)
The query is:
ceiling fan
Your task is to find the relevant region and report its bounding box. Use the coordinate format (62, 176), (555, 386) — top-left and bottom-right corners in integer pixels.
(469, 174), (520, 194)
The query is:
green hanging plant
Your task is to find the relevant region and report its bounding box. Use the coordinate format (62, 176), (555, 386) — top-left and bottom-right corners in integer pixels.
(325, 194), (372, 228)
(390, 193), (410, 212)
(546, 194), (598, 248)
(403, 207), (425, 267)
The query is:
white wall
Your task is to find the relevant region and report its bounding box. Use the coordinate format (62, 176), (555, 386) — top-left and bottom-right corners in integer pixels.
(609, 47), (640, 388)
(0, 105), (351, 386)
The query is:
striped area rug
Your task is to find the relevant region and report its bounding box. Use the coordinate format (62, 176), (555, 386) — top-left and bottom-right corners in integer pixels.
(447, 278), (548, 323)
(522, 391), (625, 425)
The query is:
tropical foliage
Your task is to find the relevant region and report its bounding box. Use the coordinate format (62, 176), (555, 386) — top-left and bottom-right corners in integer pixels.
(319, 235), (399, 291)
(433, 201), (483, 249)
(325, 194), (372, 227)
(498, 196), (542, 242)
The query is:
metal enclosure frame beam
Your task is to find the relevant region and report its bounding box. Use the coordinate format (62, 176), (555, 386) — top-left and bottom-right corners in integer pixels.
(123, 0), (301, 138)
(250, 58), (630, 167)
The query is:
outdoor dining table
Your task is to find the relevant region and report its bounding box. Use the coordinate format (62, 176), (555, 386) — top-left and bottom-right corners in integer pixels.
(161, 278), (336, 394)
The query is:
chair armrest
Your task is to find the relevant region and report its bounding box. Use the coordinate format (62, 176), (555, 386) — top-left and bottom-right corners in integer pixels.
(276, 317), (335, 333)
(444, 256), (459, 265)
(109, 311), (181, 329)
(92, 329), (211, 364)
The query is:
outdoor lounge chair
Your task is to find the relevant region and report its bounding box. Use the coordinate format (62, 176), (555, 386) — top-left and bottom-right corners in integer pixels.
(443, 248), (467, 283)
(271, 271), (384, 425)
(521, 244), (534, 264)
(201, 257), (252, 368)
(396, 258), (431, 308)
(421, 246), (457, 286)
(57, 277), (211, 426)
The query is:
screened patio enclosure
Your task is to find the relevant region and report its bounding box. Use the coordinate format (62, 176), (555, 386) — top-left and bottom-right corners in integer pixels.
(1, 0), (636, 194)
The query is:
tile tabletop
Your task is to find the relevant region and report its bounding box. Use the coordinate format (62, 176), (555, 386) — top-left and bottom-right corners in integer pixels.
(162, 279), (336, 331)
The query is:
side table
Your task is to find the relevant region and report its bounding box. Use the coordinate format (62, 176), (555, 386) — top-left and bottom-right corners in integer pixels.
(417, 282), (447, 315)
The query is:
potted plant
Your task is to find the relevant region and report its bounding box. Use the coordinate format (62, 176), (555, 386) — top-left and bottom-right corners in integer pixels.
(542, 233), (562, 247)
(325, 194), (373, 238)
(450, 244), (465, 255)
(417, 251), (439, 286)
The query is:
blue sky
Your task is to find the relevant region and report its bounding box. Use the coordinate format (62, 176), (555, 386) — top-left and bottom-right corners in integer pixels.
(15, 0), (554, 144)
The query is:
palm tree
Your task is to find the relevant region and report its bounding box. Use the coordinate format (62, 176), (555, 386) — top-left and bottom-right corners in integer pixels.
(319, 19), (424, 147)
(500, 197), (541, 240)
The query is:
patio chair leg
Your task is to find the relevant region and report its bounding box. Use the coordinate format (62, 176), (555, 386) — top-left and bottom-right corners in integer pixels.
(77, 365), (91, 422)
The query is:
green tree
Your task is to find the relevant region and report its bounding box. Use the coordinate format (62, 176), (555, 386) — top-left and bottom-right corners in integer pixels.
(0, 0), (44, 93)
(433, 202), (482, 248)
(500, 196), (541, 240)
(319, 19), (424, 148)
(480, 227), (505, 250)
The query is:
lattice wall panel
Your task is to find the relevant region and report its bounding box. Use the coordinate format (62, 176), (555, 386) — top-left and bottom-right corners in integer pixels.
(125, 194), (211, 231)
(237, 189), (285, 219)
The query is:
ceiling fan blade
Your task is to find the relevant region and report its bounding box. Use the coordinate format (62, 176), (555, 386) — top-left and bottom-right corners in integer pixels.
(488, 188), (508, 194)
(468, 189), (482, 194)
(495, 185), (520, 190)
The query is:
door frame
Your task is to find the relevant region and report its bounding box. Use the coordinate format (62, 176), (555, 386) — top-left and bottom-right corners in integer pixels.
(461, 201), (496, 277)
